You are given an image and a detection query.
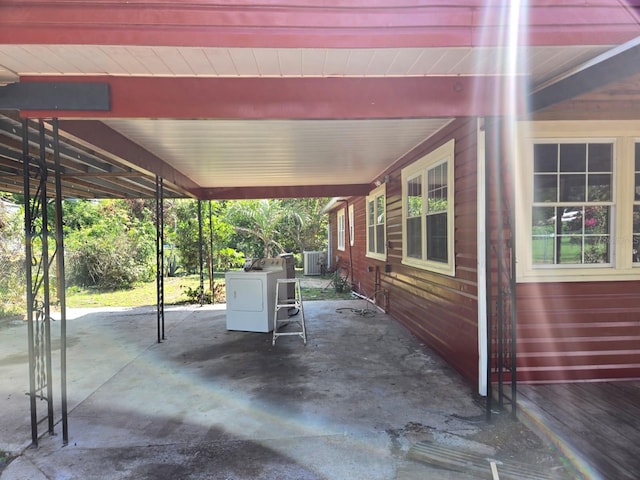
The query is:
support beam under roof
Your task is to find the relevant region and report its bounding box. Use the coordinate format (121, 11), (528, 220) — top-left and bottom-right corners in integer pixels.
(20, 75), (520, 119)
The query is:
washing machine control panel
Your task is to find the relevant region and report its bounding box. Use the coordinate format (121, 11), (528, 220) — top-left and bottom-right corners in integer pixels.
(244, 257), (286, 272)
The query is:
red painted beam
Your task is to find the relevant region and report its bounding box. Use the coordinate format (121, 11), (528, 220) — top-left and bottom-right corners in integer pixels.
(20, 75), (522, 119)
(195, 184), (372, 200)
(0, 1), (638, 48)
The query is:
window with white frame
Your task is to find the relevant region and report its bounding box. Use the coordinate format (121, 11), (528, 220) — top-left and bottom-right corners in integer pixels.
(516, 121), (640, 282)
(337, 208), (345, 251)
(633, 142), (640, 264)
(401, 139), (455, 275)
(366, 184), (386, 260)
(348, 204), (355, 247)
(531, 142), (613, 266)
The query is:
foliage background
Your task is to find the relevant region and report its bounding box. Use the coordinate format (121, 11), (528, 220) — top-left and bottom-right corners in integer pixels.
(0, 195), (329, 316)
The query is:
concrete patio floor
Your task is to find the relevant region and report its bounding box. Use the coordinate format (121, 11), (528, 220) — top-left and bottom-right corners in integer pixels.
(0, 299), (569, 479)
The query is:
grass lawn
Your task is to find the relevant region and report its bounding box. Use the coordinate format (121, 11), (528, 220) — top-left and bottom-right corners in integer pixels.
(66, 275), (205, 308)
(65, 271), (353, 308)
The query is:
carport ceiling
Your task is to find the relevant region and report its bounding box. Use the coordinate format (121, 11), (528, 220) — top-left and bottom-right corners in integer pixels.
(1, 1), (639, 200)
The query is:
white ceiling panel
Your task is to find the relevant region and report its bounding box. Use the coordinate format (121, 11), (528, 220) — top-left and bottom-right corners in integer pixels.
(0, 44), (611, 85)
(229, 49), (260, 76)
(276, 49), (302, 76)
(103, 118), (453, 188)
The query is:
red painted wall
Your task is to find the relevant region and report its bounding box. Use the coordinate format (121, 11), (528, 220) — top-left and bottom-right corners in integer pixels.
(517, 281), (640, 383)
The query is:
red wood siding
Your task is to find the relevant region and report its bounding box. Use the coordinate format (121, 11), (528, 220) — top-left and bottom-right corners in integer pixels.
(517, 282), (640, 383)
(329, 118), (480, 384)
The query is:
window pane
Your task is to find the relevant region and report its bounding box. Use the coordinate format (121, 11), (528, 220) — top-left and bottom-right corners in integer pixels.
(532, 206), (555, 229)
(584, 206), (609, 235)
(557, 236), (583, 264)
(532, 235), (555, 264)
(533, 144), (558, 172)
(534, 174), (557, 202)
(560, 207), (582, 233)
(559, 174), (585, 202)
(634, 144), (640, 262)
(588, 144), (612, 172)
(560, 144), (586, 172)
(407, 216), (422, 258)
(376, 224), (385, 254)
(584, 236), (609, 264)
(532, 207), (555, 264)
(368, 225), (375, 252)
(634, 205), (640, 263)
(376, 195), (384, 225)
(426, 212), (447, 263)
(587, 174), (611, 201)
(369, 201), (375, 224)
(427, 164), (447, 213)
(407, 177), (422, 217)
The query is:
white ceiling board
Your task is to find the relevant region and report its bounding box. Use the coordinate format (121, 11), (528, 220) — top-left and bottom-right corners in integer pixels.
(0, 45), (612, 86)
(103, 118), (453, 188)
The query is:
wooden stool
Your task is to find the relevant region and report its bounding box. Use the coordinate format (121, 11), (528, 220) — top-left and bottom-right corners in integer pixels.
(272, 278), (306, 345)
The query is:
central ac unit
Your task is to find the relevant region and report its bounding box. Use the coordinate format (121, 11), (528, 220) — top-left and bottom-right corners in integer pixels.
(303, 251), (326, 276)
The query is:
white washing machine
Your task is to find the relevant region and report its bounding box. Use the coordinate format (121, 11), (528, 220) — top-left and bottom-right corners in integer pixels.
(225, 258), (288, 332)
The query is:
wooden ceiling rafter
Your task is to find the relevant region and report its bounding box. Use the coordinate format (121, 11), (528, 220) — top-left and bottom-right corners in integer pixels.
(0, 113), (188, 198)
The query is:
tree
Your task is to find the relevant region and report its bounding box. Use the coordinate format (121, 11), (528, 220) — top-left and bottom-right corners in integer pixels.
(173, 199), (235, 274)
(0, 197), (24, 316)
(64, 200), (156, 289)
(226, 199), (299, 259)
(281, 198), (328, 254)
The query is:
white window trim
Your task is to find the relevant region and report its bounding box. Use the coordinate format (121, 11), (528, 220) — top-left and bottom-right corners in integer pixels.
(516, 120), (640, 283)
(366, 184), (387, 261)
(337, 208), (346, 251)
(348, 204), (355, 247)
(401, 139), (455, 276)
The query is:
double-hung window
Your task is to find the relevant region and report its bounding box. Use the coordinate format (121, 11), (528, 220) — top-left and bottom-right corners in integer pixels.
(633, 142), (640, 264)
(366, 184), (386, 260)
(401, 139), (455, 275)
(516, 121), (640, 282)
(337, 208), (346, 251)
(531, 142), (613, 266)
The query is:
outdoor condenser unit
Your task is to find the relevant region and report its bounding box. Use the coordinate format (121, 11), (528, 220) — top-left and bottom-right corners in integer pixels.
(303, 251), (326, 276)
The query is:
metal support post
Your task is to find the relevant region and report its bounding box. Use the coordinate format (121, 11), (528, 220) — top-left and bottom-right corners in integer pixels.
(23, 118), (39, 446)
(22, 118), (57, 445)
(52, 119), (69, 443)
(156, 176), (165, 342)
(484, 117), (518, 420)
(208, 200), (215, 301)
(197, 200), (204, 306)
(484, 119), (494, 422)
(38, 122), (54, 435)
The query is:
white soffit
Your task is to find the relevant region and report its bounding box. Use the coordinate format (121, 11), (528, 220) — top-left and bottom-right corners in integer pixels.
(0, 45), (611, 86)
(103, 118), (453, 188)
